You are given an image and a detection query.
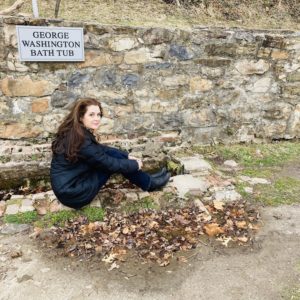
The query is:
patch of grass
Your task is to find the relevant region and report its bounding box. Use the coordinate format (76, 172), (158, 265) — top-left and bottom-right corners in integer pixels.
(36, 210), (79, 228)
(282, 286), (300, 300)
(214, 142), (300, 168)
(80, 206), (105, 222)
(4, 211), (38, 224)
(123, 196), (158, 213)
(240, 167), (275, 178)
(34, 207), (106, 228)
(235, 182), (250, 199)
(254, 177), (300, 206)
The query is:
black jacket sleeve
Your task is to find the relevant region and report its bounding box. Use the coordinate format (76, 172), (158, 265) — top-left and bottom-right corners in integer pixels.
(79, 137), (138, 174)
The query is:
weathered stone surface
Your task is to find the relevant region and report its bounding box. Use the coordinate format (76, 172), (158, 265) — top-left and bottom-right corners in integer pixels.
(239, 175), (271, 185)
(286, 104), (300, 137)
(224, 160), (238, 168)
(94, 69), (117, 86)
(124, 47), (157, 64)
(122, 73), (139, 87)
(1, 76), (56, 97)
(250, 77), (272, 93)
(51, 90), (77, 108)
(162, 75), (188, 87)
(284, 85), (300, 96)
(0, 223), (31, 235)
(31, 97), (49, 113)
(195, 58), (231, 67)
(170, 174), (210, 198)
(262, 35), (286, 49)
(235, 59), (269, 75)
(5, 203), (20, 215)
(4, 24), (17, 47)
(19, 199), (35, 213)
(263, 102), (292, 120)
(213, 189), (242, 202)
(189, 77), (213, 93)
(0, 122), (42, 139)
(0, 201), (6, 217)
(68, 72), (91, 88)
(271, 49), (289, 60)
(109, 37), (138, 51)
(142, 28), (174, 45)
(79, 51), (122, 68)
(169, 44), (193, 60)
(287, 71), (300, 82)
(205, 43), (237, 57)
(178, 156), (212, 173)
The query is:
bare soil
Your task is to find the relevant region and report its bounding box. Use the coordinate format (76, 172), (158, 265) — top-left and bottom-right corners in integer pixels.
(0, 202), (300, 300)
(0, 0), (299, 30)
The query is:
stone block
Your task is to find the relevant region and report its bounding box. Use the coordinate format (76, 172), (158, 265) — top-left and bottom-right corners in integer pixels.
(0, 201), (6, 217)
(109, 37), (138, 51)
(235, 59), (269, 75)
(124, 47), (156, 64)
(79, 51), (122, 68)
(271, 49), (289, 60)
(31, 98), (49, 113)
(287, 71), (300, 82)
(169, 44), (193, 60)
(262, 35), (286, 49)
(251, 77), (272, 93)
(5, 204), (20, 215)
(1, 76), (56, 97)
(0, 122), (42, 139)
(178, 156), (212, 173)
(194, 58), (231, 67)
(162, 75), (188, 87)
(142, 28), (174, 45)
(170, 174), (209, 198)
(284, 85), (300, 96)
(205, 43), (237, 57)
(213, 190), (242, 202)
(189, 77), (213, 93)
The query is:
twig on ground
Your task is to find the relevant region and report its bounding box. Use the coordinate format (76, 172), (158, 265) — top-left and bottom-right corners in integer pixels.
(0, 0), (24, 15)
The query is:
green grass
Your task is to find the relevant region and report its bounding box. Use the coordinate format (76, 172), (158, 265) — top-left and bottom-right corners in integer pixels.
(4, 207), (105, 228)
(193, 141), (300, 169)
(123, 196), (158, 214)
(282, 286), (300, 300)
(4, 211), (38, 224)
(189, 141), (300, 206)
(255, 177), (300, 206)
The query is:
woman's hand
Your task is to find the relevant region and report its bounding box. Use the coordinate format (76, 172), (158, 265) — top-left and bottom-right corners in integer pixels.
(129, 155), (143, 170)
(136, 159), (143, 170)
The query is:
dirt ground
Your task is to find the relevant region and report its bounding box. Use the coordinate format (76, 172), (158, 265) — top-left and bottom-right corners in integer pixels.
(0, 203), (300, 300)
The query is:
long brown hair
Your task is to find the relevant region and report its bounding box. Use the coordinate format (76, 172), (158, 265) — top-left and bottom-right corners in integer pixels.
(52, 98), (103, 162)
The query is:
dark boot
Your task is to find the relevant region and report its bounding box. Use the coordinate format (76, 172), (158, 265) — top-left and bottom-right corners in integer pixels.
(151, 167), (167, 178)
(148, 172), (171, 192)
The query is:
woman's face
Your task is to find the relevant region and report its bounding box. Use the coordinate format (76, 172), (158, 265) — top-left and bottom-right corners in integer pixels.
(81, 105), (101, 131)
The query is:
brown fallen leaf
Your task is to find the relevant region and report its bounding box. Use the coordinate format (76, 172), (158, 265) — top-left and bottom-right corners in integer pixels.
(213, 200), (225, 211)
(236, 221), (247, 229)
(203, 223), (225, 237)
(237, 236), (248, 243)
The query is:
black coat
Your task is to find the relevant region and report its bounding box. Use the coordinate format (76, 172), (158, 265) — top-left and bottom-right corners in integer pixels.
(50, 129), (138, 207)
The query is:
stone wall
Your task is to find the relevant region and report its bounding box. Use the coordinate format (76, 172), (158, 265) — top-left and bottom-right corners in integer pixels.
(0, 16), (300, 187)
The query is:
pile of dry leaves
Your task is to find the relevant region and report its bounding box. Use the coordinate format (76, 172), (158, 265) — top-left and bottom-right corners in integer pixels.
(37, 200), (260, 267)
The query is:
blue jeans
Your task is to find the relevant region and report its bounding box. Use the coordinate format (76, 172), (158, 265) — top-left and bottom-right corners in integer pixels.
(96, 147), (152, 192)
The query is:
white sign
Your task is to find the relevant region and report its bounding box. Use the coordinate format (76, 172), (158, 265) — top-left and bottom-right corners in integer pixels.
(16, 26), (84, 62)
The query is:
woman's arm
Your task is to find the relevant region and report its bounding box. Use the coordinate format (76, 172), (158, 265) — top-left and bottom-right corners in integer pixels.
(79, 138), (139, 174)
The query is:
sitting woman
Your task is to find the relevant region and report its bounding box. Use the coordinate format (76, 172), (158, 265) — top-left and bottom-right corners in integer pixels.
(50, 98), (170, 209)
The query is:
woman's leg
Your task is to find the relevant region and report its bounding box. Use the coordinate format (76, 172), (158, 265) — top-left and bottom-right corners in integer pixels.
(103, 148), (151, 191)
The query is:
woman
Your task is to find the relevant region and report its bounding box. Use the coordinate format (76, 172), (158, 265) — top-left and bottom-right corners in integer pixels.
(50, 98), (170, 209)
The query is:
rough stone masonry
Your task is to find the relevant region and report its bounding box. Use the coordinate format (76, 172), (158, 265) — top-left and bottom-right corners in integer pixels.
(0, 16), (299, 187)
